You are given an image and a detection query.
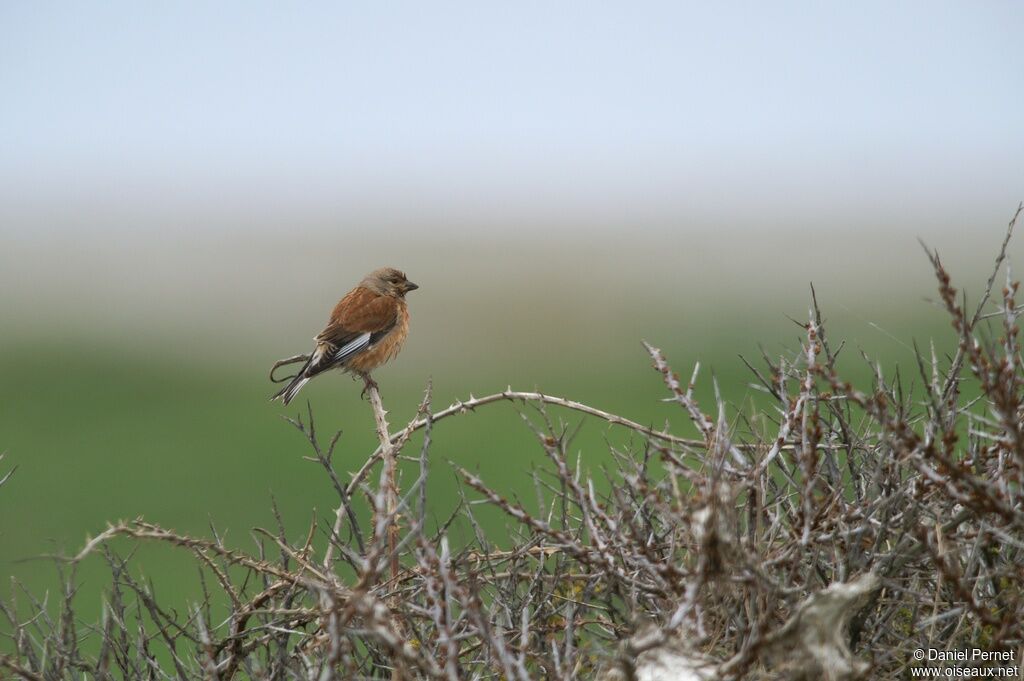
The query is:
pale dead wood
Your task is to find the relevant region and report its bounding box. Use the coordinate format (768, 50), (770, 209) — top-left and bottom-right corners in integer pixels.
(4, 207), (1023, 680)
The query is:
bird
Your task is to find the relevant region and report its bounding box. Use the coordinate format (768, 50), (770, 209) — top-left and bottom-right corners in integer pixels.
(271, 267), (418, 405)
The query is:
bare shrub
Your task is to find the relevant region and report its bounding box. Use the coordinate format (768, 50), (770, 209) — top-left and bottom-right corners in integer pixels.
(2, 206), (1023, 680)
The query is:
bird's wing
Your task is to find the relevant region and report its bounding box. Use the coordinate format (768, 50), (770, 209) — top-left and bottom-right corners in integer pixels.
(307, 287), (399, 374)
(332, 333), (372, 363)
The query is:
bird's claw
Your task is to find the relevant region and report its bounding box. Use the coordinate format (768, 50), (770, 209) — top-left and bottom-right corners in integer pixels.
(360, 374), (379, 400)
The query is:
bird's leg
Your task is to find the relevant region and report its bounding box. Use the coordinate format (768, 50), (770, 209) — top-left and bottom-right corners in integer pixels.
(359, 372), (379, 400)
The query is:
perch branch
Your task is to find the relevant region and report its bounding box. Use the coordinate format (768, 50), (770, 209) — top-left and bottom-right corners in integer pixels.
(363, 373), (401, 584)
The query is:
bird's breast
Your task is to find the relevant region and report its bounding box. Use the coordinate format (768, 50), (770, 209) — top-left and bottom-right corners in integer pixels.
(345, 303), (409, 372)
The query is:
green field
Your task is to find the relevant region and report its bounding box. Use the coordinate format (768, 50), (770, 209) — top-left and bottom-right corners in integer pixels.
(0, 297), (959, 634)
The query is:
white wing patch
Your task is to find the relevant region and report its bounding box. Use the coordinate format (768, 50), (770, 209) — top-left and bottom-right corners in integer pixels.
(334, 332), (372, 364)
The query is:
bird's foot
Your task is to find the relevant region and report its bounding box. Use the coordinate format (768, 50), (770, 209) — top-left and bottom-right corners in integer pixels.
(360, 373), (379, 400)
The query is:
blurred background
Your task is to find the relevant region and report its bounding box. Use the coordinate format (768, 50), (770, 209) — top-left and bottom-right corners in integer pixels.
(1, 1), (1022, 624)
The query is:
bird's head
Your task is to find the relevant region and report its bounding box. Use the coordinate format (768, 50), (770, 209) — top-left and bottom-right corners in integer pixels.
(363, 267), (419, 298)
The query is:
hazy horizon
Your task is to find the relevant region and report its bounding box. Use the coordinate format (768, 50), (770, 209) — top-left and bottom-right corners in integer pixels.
(3, 2), (1022, 235)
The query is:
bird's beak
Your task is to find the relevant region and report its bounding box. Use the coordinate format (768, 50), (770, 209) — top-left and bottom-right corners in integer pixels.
(405, 281), (419, 292)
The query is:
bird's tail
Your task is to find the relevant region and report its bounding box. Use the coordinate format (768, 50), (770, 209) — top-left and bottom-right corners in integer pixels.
(271, 360), (312, 406)
(272, 374), (310, 405)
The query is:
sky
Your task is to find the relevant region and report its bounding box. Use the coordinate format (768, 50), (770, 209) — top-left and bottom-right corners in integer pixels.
(5, 2), (1024, 643)
(1, 2), (1022, 231)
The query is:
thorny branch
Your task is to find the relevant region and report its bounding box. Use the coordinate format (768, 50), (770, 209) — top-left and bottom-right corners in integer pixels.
(3, 207), (1024, 680)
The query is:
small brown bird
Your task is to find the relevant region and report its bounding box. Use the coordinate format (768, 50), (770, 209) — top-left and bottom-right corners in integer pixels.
(272, 267), (418, 405)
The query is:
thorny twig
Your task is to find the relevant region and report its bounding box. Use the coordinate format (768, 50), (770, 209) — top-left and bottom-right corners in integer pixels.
(4, 207), (1024, 680)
